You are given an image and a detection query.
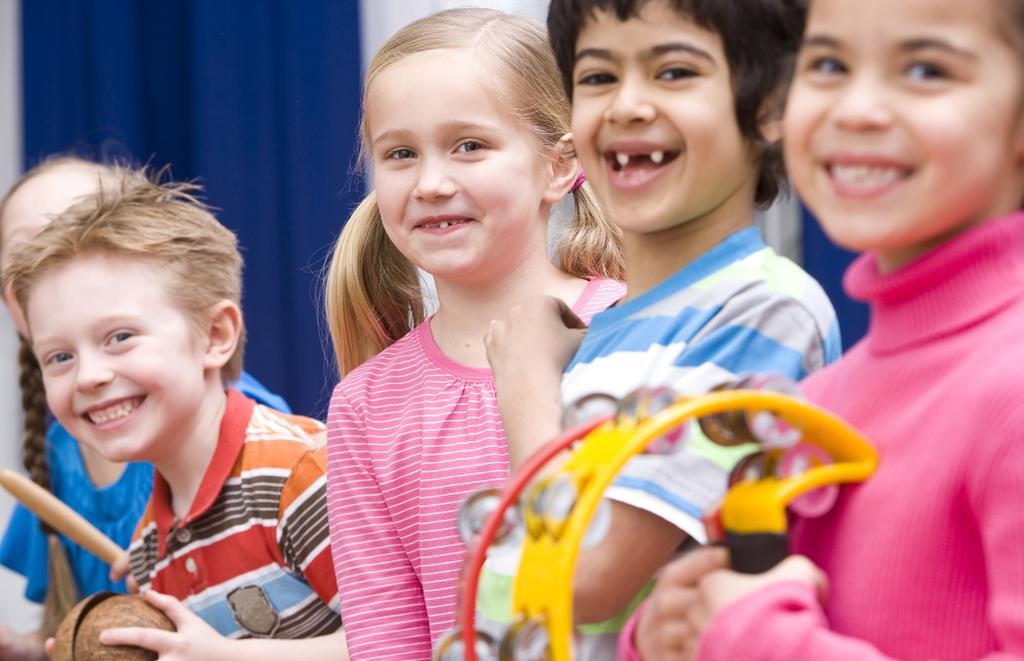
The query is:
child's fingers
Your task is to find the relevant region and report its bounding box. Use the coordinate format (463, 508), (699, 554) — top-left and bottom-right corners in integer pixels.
(638, 612), (696, 661)
(647, 582), (700, 621)
(44, 637), (55, 659)
(552, 297), (586, 329)
(655, 621), (692, 657)
(661, 546), (731, 587)
(774, 555), (830, 603)
(109, 551), (131, 582)
(99, 626), (178, 653)
(483, 319), (501, 347)
(142, 589), (191, 626)
(126, 572), (140, 594)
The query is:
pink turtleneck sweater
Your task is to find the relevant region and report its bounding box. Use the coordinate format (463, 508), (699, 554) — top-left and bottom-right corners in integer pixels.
(696, 213), (1024, 660)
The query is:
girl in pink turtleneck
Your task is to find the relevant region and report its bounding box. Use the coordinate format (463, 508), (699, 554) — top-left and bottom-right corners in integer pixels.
(623, 0), (1024, 659)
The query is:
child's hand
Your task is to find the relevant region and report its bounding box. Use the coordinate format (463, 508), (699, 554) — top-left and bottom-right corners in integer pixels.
(0, 625), (47, 661)
(485, 295), (586, 382)
(108, 551), (139, 594)
(636, 548), (828, 660)
(98, 590), (229, 661)
(485, 296), (586, 467)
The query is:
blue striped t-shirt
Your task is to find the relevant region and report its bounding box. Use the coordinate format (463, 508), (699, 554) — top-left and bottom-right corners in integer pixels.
(563, 226), (841, 542)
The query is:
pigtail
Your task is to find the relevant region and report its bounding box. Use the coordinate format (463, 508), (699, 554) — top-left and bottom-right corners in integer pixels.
(325, 191), (424, 378)
(555, 181), (624, 282)
(17, 337), (79, 635)
(18, 338), (49, 493)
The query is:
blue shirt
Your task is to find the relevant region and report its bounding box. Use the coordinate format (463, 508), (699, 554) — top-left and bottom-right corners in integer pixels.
(476, 228), (842, 659)
(564, 227), (841, 540)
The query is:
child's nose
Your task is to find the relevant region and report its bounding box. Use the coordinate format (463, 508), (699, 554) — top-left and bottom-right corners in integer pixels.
(832, 75), (894, 131)
(605, 77), (657, 126)
(75, 352), (115, 390)
(413, 159), (458, 202)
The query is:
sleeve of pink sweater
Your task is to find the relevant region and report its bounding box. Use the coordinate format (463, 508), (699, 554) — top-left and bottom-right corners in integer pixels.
(692, 580), (1022, 661)
(326, 389), (432, 660)
(689, 419), (1024, 661)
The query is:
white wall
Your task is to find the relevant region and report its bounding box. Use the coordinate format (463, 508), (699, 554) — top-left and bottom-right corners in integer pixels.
(0, 0), (38, 632)
(759, 193), (802, 264)
(359, 0), (551, 69)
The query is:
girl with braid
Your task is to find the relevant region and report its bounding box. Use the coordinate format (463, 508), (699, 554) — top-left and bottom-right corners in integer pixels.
(0, 157), (289, 661)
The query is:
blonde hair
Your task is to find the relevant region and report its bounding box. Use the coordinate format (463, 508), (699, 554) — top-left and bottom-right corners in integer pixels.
(325, 7), (623, 377)
(0, 155), (152, 630)
(0, 156), (142, 229)
(5, 169), (246, 382)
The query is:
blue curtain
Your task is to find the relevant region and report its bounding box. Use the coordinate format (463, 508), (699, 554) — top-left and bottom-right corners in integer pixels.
(801, 207), (869, 350)
(21, 0), (364, 416)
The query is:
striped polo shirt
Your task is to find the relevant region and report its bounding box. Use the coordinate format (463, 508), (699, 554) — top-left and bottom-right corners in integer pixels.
(326, 278), (626, 660)
(129, 389), (341, 639)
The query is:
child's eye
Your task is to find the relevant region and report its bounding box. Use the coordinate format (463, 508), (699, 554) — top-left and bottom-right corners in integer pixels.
(576, 71), (616, 86)
(111, 331), (134, 343)
(45, 351), (73, 366)
(456, 140), (485, 154)
(106, 331), (135, 348)
(386, 148), (416, 160)
(807, 56), (847, 76)
(906, 61), (948, 82)
(656, 66), (698, 81)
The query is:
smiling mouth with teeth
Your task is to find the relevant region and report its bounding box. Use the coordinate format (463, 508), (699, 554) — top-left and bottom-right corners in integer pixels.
(609, 150), (680, 171)
(827, 163), (909, 192)
(420, 219), (469, 230)
(85, 396), (144, 425)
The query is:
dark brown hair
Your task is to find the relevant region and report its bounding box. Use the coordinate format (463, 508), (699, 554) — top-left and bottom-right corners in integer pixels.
(547, 0), (807, 207)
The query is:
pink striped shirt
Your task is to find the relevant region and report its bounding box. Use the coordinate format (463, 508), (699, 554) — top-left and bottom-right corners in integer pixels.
(326, 279), (625, 660)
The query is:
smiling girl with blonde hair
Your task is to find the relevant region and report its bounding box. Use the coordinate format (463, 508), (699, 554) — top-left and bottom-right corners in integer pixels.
(323, 8), (624, 658)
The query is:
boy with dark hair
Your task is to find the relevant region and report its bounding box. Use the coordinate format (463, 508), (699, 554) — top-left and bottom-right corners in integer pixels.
(485, 0), (837, 656)
(546, 0), (803, 209)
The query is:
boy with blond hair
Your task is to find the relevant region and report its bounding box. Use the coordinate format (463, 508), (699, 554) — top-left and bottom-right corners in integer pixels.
(5, 174), (346, 659)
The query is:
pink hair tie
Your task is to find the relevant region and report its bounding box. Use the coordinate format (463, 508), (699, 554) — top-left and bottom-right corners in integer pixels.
(570, 169), (586, 193)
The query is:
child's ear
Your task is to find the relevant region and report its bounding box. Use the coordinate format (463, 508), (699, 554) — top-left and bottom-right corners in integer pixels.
(760, 115), (783, 145)
(202, 300), (242, 372)
(543, 133), (581, 205)
(757, 91), (785, 146)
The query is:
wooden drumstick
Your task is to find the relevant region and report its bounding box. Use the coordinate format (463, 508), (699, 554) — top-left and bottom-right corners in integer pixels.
(0, 469), (123, 565)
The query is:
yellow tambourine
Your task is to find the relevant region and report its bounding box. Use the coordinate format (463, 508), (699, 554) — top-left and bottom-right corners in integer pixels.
(441, 387), (876, 661)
